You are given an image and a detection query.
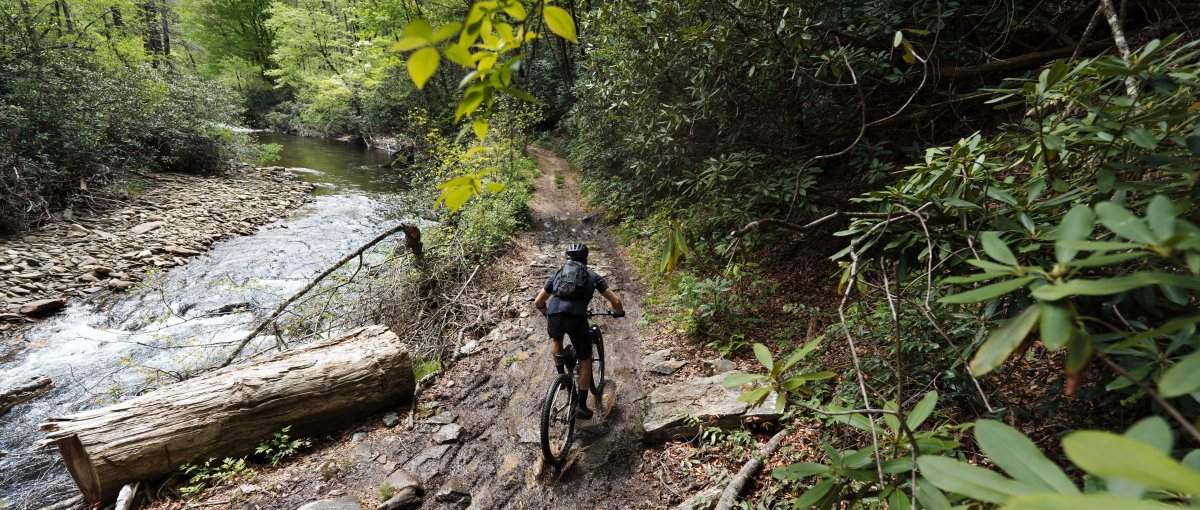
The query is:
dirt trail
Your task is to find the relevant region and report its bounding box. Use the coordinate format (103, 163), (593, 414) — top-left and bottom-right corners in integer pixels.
(153, 148), (656, 510)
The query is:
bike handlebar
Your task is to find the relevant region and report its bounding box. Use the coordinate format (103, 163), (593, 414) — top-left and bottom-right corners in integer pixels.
(587, 310), (624, 318)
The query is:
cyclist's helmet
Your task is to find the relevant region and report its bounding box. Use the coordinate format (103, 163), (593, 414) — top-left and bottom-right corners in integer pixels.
(565, 243), (589, 263)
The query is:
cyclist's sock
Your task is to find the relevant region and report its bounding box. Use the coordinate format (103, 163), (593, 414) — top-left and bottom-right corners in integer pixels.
(577, 389), (589, 410)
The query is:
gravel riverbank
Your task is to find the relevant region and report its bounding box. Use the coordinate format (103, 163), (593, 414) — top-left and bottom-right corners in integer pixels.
(0, 166), (313, 331)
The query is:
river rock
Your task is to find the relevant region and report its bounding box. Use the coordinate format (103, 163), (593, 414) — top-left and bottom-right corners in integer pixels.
(297, 497), (362, 510)
(19, 298), (67, 316)
(642, 372), (780, 443)
(129, 221), (164, 234)
(382, 411), (400, 428)
(163, 245), (200, 256)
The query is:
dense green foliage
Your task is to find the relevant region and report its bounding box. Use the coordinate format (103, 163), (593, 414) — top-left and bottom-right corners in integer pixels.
(1, 0), (249, 233)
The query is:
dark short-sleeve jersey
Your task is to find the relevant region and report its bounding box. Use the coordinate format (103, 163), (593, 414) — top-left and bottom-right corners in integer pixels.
(543, 265), (609, 316)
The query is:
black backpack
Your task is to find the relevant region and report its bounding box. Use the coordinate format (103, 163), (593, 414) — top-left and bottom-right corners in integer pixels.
(552, 261), (593, 300)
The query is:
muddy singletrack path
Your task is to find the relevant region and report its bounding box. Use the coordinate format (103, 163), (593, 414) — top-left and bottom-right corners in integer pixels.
(151, 148), (656, 510)
(400, 147), (652, 508)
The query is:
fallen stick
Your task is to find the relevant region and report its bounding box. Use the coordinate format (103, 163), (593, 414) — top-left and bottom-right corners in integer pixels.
(0, 375), (53, 417)
(219, 223), (415, 368)
(714, 429), (789, 510)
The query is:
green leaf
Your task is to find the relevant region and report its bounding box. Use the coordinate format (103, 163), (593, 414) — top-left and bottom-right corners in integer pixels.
(915, 476), (952, 510)
(1063, 431), (1200, 494)
(772, 462), (830, 480)
(905, 390), (938, 430)
(1065, 333), (1092, 374)
(791, 479), (834, 508)
(1108, 417), (1174, 499)
(975, 420), (1077, 493)
(1125, 126), (1158, 149)
(407, 47), (440, 89)
(501, 86), (539, 103)
(390, 36), (428, 52)
(1039, 300), (1074, 349)
(403, 19), (435, 40)
(1055, 205), (1095, 263)
(542, 6), (577, 43)
(1146, 195), (1176, 240)
(472, 117), (488, 140)
(1032, 272), (1200, 300)
(782, 372), (834, 389)
(443, 43), (473, 67)
(999, 494), (1179, 510)
(917, 456), (1038, 503)
(980, 231), (1019, 265)
(482, 182), (504, 193)
(943, 272), (1009, 284)
(780, 336), (822, 371)
(737, 387), (771, 406)
(455, 89), (485, 121)
(1187, 135), (1200, 155)
(1095, 202), (1156, 245)
(940, 277), (1034, 304)
(502, 1), (527, 20)
(1056, 240), (1141, 251)
(432, 22), (462, 43)
(753, 343), (774, 371)
(966, 259), (1015, 272)
(721, 373), (766, 388)
(969, 304), (1042, 376)
(826, 406), (875, 432)
(1160, 349), (1200, 397)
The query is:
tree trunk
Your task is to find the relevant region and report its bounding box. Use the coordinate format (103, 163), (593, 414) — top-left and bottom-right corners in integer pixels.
(38, 326), (415, 504)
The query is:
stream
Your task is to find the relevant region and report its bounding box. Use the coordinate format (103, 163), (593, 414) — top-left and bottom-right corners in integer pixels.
(0, 133), (407, 508)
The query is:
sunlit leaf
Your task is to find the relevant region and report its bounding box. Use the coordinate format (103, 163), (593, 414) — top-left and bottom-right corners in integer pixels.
(407, 47), (440, 89)
(543, 6), (578, 43)
(1160, 349), (1200, 397)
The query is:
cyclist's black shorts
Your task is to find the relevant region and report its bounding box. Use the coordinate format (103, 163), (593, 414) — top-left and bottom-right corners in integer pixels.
(547, 313), (592, 358)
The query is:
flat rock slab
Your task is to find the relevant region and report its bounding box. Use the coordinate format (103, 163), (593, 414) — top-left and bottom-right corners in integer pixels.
(297, 497), (362, 510)
(19, 298), (66, 316)
(433, 423), (463, 444)
(642, 372), (780, 443)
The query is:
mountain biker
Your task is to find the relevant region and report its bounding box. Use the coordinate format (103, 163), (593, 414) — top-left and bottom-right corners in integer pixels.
(533, 243), (625, 419)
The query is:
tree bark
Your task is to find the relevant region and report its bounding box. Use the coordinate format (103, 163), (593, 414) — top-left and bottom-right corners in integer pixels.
(39, 326), (415, 504)
(714, 429), (789, 510)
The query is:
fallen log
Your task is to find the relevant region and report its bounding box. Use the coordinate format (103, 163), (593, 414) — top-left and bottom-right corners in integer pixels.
(0, 375), (53, 417)
(39, 325), (415, 504)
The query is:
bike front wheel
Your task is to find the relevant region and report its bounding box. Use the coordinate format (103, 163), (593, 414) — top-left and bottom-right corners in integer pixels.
(540, 373), (576, 469)
(590, 326), (606, 398)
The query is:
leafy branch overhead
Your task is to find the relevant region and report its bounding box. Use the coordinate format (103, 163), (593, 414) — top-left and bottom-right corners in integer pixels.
(391, 0), (578, 212)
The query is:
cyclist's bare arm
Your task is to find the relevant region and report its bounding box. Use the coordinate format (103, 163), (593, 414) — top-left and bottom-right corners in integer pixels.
(602, 289), (625, 315)
(534, 289), (550, 314)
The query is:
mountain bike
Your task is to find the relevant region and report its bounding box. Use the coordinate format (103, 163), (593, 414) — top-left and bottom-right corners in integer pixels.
(539, 310), (615, 469)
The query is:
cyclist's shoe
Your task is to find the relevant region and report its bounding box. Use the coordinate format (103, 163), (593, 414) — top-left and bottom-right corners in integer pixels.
(575, 406), (593, 420)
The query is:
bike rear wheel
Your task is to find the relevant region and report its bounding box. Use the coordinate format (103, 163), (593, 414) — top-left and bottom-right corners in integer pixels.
(540, 373), (576, 468)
